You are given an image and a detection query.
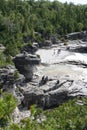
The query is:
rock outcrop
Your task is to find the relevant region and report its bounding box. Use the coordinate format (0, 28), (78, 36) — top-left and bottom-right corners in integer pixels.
(13, 53), (41, 81)
(39, 40), (52, 48)
(65, 31), (87, 40)
(72, 46), (87, 53)
(20, 78), (77, 109)
(0, 66), (17, 88)
(0, 65), (24, 105)
(21, 43), (39, 54)
(62, 53), (87, 67)
(20, 39), (87, 109)
(66, 40), (87, 53)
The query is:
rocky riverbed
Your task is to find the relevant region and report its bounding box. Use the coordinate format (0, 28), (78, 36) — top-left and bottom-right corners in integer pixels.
(36, 40), (87, 97)
(19, 40), (87, 110)
(1, 38), (87, 123)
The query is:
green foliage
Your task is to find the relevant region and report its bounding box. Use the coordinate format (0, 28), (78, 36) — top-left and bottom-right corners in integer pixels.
(0, 52), (6, 67)
(1, 98), (87, 130)
(0, 93), (17, 127)
(30, 105), (43, 118)
(27, 42), (33, 47)
(44, 98), (87, 130)
(0, 0), (87, 57)
(60, 37), (66, 42)
(5, 55), (13, 65)
(8, 123), (21, 130)
(77, 22), (84, 31)
(14, 71), (20, 80)
(0, 52), (13, 67)
(4, 41), (20, 57)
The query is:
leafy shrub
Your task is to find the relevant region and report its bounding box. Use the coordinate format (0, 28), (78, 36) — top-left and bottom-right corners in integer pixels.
(44, 98), (87, 130)
(0, 93), (17, 127)
(1, 97), (87, 130)
(60, 37), (66, 42)
(0, 94), (87, 130)
(0, 52), (6, 67)
(8, 123), (21, 130)
(4, 42), (19, 57)
(0, 52), (13, 67)
(14, 71), (19, 80)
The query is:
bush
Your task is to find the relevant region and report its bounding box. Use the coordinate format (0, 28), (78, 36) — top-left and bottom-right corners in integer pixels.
(0, 52), (6, 67)
(0, 93), (17, 127)
(1, 97), (87, 130)
(0, 52), (13, 67)
(44, 98), (87, 130)
(14, 71), (19, 80)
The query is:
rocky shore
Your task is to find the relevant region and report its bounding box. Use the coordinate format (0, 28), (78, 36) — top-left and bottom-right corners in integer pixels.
(0, 31), (87, 123)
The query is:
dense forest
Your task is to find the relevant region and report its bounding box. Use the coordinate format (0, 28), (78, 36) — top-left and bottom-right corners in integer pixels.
(0, 0), (87, 57)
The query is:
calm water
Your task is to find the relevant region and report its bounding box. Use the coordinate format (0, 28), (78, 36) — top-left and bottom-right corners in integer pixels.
(36, 47), (87, 81)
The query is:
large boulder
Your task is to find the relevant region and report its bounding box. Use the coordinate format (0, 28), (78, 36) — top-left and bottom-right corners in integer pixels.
(13, 53), (41, 81)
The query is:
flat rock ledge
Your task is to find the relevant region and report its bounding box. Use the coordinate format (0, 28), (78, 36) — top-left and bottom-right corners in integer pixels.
(19, 77), (86, 109)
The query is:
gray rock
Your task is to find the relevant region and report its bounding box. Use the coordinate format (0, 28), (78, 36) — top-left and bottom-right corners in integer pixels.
(0, 65), (25, 105)
(13, 53), (41, 81)
(65, 31), (87, 40)
(0, 44), (5, 52)
(12, 107), (30, 123)
(51, 36), (60, 44)
(61, 53), (87, 67)
(0, 66), (17, 87)
(66, 40), (87, 53)
(21, 43), (39, 54)
(20, 79), (74, 109)
(39, 40), (52, 48)
(70, 46), (87, 53)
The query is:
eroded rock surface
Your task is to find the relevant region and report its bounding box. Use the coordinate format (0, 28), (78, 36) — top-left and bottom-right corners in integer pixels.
(0, 39), (87, 124)
(1, 39), (87, 122)
(21, 43), (39, 54)
(0, 65), (24, 105)
(65, 31), (87, 41)
(20, 75), (87, 109)
(13, 53), (41, 81)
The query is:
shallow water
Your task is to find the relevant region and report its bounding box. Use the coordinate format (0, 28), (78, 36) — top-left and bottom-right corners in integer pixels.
(36, 47), (70, 64)
(36, 63), (86, 80)
(36, 46), (87, 81)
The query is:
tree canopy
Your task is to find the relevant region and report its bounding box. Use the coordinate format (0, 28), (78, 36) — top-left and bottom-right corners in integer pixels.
(0, 0), (87, 56)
